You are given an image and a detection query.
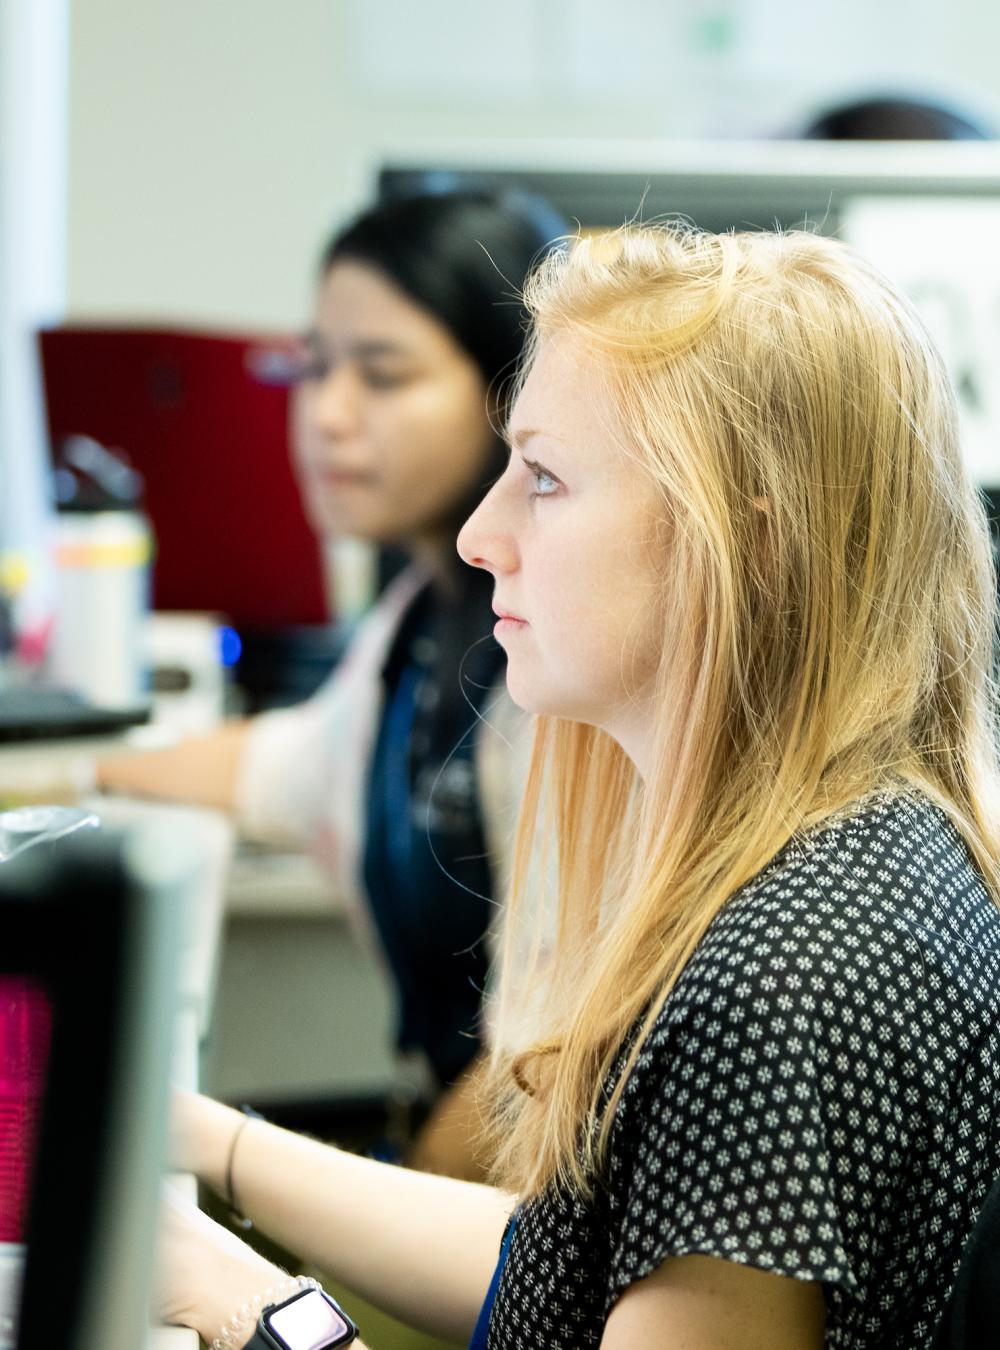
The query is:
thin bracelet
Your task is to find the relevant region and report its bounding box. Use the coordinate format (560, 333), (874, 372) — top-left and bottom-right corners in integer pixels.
(211, 1274), (320, 1350)
(225, 1104), (263, 1230)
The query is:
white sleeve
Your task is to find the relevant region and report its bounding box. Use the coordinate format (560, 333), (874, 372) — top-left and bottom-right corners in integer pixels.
(234, 565), (429, 900)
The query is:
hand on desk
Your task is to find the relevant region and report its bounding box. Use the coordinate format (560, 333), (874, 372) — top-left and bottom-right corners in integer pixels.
(155, 1183), (283, 1347)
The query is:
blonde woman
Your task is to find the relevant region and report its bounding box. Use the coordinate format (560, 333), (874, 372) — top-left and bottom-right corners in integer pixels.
(157, 225), (1000, 1350)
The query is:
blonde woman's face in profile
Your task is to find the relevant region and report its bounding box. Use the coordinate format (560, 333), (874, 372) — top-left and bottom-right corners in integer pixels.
(457, 338), (664, 769)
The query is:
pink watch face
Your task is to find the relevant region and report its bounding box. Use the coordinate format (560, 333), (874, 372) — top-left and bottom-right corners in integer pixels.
(266, 1290), (352, 1348)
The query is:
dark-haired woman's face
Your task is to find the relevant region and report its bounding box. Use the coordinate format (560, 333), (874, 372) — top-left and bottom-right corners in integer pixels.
(291, 260), (497, 549)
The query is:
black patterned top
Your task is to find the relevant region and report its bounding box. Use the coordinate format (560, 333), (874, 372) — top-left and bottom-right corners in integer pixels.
(485, 791), (1000, 1348)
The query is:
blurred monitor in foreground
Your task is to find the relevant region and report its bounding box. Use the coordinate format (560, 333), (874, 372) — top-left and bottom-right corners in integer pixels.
(0, 823), (186, 1350)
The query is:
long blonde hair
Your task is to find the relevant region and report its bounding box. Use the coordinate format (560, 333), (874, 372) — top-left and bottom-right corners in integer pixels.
(484, 224), (1000, 1199)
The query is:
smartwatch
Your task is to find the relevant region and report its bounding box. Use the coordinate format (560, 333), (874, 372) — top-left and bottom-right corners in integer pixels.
(244, 1286), (358, 1349)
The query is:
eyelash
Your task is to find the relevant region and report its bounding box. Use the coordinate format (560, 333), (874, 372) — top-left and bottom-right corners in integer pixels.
(360, 369), (407, 390)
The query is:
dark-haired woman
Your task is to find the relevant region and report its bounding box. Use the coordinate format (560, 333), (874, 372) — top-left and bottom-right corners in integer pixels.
(98, 188), (567, 1177)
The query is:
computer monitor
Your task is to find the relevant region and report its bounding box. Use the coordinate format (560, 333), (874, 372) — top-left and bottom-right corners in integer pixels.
(0, 823), (186, 1350)
(381, 141), (1000, 493)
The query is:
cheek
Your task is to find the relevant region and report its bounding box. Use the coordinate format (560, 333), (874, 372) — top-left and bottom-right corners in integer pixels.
(289, 387), (314, 468)
(535, 530), (661, 692)
(377, 389), (491, 510)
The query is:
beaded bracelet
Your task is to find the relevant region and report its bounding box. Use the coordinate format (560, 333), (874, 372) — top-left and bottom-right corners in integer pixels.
(211, 1274), (320, 1350)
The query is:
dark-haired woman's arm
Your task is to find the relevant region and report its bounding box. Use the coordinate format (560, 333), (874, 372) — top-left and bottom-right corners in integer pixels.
(96, 720), (250, 812)
(406, 1054), (492, 1181)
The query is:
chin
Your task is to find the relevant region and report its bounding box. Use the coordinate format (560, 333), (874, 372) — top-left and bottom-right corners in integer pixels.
(502, 669), (541, 715)
(306, 500), (374, 542)
(504, 671), (579, 722)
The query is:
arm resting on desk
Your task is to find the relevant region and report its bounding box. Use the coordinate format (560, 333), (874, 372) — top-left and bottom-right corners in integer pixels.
(96, 721), (249, 813)
(175, 1092), (513, 1345)
(406, 1053), (493, 1182)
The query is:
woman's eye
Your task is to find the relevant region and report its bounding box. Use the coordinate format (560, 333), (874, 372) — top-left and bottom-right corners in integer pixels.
(529, 464), (559, 498)
(287, 349), (328, 384)
(360, 368), (408, 390)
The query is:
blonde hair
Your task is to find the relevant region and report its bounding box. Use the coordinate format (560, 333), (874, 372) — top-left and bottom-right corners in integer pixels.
(484, 224), (1000, 1199)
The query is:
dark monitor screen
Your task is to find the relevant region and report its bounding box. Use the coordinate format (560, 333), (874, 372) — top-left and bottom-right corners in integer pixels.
(0, 825), (182, 1350)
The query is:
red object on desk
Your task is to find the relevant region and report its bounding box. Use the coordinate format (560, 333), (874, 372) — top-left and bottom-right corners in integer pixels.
(38, 326), (329, 628)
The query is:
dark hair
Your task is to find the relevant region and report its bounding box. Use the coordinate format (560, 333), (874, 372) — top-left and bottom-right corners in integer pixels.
(319, 187), (568, 775)
(323, 186), (569, 400)
(803, 94), (995, 141)
(321, 185), (568, 544)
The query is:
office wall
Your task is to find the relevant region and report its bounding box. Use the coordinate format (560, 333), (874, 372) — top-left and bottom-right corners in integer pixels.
(0, 0), (67, 596)
(67, 0), (1000, 330)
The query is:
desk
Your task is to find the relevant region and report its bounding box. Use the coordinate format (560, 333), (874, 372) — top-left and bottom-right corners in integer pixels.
(0, 723), (178, 803)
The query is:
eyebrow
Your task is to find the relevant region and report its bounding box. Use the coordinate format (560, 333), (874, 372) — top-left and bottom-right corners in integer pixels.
(303, 330), (413, 360)
(508, 427), (545, 450)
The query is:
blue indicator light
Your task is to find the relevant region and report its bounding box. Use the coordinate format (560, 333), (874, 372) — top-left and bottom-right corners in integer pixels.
(219, 626), (242, 667)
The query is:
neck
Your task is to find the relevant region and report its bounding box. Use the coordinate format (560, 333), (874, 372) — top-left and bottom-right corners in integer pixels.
(605, 703), (657, 783)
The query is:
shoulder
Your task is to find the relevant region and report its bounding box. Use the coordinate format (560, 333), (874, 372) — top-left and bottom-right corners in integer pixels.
(336, 565), (431, 678)
(238, 567), (430, 799)
(596, 791), (1000, 1327)
(681, 789), (996, 995)
(625, 789), (1000, 1098)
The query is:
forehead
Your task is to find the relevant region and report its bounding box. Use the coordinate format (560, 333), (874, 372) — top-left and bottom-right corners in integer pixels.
(314, 260), (455, 356)
(510, 337), (622, 462)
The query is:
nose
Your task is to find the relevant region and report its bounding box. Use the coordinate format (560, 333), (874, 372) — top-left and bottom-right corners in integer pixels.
(457, 481), (518, 576)
(311, 365), (361, 439)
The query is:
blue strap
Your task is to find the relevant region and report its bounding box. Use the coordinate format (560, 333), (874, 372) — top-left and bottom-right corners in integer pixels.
(468, 1215), (518, 1349)
(381, 662), (420, 881)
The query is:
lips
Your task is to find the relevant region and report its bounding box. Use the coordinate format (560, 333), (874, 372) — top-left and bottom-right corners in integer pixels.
(492, 603), (527, 623)
(316, 465), (376, 487)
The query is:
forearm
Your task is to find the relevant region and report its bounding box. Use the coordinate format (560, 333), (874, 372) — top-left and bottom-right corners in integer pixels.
(405, 1054), (492, 1181)
(96, 720), (249, 812)
(188, 1097), (513, 1343)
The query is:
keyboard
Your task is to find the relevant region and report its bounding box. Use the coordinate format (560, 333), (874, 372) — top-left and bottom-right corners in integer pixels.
(0, 686), (151, 742)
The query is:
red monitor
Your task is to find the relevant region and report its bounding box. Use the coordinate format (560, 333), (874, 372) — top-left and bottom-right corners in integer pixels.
(38, 326), (329, 628)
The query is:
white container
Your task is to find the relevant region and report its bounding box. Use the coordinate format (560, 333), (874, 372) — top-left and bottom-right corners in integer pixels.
(49, 510), (152, 707)
(146, 612), (227, 733)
